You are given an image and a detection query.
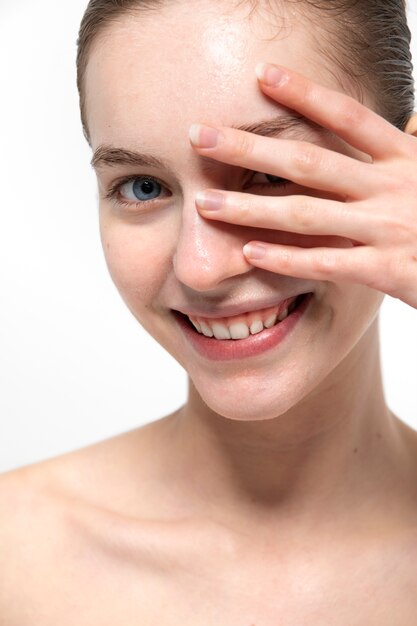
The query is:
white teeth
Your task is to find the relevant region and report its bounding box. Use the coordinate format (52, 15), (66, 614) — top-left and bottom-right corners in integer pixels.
(278, 307), (289, 322)
(211, 322), (231, 340)
(200, 321), (214, 337)
(187, 297), (304, 340)
(264, 313), (278, 328)
(190, 319), (202, 333)
(229, 322), (250, 339)
(249, 319), (264, 335)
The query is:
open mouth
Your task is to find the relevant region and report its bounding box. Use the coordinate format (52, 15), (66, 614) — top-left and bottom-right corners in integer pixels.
(173, 292), (312, 341)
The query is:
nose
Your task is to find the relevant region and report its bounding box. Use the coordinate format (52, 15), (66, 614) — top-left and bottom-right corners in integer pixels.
(173, 192), (253, 292)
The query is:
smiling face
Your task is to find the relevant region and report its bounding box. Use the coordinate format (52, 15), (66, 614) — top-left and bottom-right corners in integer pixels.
(84, 0), (384, 420)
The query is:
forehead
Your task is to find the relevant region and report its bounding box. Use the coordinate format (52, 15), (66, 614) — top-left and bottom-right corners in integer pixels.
(84, 1), (327, 151)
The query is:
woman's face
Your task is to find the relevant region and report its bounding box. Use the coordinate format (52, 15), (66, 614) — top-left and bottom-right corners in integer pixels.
(85, 0), (384, 420)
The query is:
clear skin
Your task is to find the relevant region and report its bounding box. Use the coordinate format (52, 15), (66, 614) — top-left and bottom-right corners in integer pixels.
(2, 0), (417, 622)
(84, 0), (417, 535)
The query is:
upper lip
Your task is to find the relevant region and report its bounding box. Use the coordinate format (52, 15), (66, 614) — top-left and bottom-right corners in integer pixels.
(173, 291), (311, 320)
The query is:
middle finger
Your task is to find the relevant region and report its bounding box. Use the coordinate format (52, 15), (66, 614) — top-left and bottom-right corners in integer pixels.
(196, 191), (374, 242)
(189, 124), (386, 200)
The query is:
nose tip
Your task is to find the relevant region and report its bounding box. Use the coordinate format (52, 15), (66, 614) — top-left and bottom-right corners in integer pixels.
(173, 209), (252, 292)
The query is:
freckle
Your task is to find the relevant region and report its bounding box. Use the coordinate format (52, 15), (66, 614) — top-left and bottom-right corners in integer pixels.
(376, 432), (382, 439)
(354, 448), (358, 454)
(412, 256), (417, 263)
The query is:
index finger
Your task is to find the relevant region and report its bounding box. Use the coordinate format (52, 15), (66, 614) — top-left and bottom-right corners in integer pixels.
(255, 63), (407, 160)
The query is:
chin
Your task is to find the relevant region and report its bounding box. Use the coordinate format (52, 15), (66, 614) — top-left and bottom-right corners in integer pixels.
(191, 370), (310, 422)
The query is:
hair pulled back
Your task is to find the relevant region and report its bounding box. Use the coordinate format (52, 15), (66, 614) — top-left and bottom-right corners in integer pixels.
(76, 0), (414, 144)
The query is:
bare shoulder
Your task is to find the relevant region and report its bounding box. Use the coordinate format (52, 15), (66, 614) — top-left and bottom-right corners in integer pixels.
(0, 464), (74, 621)
(0, 412), (181, 569)
(0, 412), (175, 509)
(0, 462), (63, 549)
(0, 422), (163, 623)
(0, 415), (215, 625)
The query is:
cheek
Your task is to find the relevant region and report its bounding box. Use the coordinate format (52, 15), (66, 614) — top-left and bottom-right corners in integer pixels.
(329, 283), (384, 347)
(99, 218), (171, 306)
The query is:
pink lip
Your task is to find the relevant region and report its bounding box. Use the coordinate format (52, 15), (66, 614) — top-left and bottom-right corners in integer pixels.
(173, 292), (314, 361)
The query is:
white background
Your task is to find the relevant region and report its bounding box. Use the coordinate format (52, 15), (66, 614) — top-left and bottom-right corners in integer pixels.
(0, 1), (416, 473)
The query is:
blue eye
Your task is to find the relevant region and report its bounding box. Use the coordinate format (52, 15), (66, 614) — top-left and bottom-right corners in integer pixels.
(265, 174), (285, 184)
(250, 172), (289, 187)
(123, 177), (162, 201)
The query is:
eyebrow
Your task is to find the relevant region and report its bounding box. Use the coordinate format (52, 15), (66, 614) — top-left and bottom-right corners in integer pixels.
(91, 113), (322, 172)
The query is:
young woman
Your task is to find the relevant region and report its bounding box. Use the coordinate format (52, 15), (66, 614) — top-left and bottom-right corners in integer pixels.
(1, 0), (417, 622)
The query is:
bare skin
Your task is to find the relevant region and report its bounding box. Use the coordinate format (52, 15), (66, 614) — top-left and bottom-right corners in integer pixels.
(2, 1), (417, 623)
(1, 400), (417, 625)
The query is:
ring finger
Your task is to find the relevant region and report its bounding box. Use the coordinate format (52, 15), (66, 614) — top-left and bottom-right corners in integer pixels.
(196, 191), (378, 243)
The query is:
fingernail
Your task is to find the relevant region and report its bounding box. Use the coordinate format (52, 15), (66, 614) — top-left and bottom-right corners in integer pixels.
(189, 124), (220, 148)
(255, 62), (287, 86)
(243, 243), (267, 259)
(195, 191), (224, 211)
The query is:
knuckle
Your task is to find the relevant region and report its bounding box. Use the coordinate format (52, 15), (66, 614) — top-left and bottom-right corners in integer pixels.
(237, 194), (253, 217)
(337, 100), (365, 132)
(229, 131), (254, 160)
(292, 80), (315, 109)
(396, 171), (417, 195)
(278, 249), (293, 269)
(396, 208), (416, 234)
(363, 249), (402, 295)
(292, 143), (320, 175)
(385, 215), (415, 242)
(313, 251), (337, 276)
(402, 175), (417, 194)
(291, 196), (316, 228)
(381, 171), (408, 194)
(404, 204), (417, 230)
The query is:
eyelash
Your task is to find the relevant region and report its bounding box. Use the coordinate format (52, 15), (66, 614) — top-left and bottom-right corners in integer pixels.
(104, 175), (169, 210)
(105, 172), (291, 210)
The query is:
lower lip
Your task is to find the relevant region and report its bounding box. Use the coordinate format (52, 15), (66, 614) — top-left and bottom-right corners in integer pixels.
(173, 292), (314, 361)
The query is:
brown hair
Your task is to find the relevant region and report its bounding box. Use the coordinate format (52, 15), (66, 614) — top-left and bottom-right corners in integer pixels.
(76, 0), (414, 144)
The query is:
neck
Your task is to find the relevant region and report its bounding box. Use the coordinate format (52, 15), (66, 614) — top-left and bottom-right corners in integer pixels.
(169, 318), (415, 538)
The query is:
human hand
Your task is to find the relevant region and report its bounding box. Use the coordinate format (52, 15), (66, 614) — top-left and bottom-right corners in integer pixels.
(189, 63), (417, 310)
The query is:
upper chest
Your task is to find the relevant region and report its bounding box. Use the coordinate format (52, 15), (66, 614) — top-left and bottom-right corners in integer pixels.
(5, 512), (417, 626)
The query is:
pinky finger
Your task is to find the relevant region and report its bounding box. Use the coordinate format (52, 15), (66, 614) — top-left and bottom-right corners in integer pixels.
(243, 242), (384, 288)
